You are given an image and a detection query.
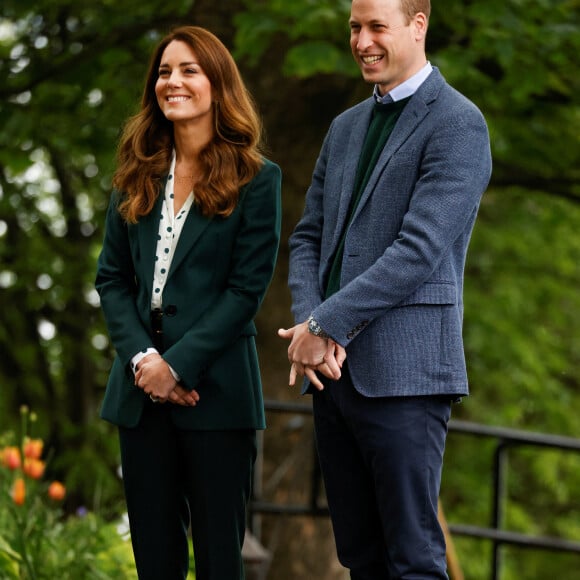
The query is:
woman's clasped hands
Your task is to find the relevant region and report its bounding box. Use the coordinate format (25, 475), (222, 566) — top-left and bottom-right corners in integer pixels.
(135, 353), (200, 406)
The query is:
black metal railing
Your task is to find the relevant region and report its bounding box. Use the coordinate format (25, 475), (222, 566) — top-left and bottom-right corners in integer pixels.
(249, 399), (580, 580)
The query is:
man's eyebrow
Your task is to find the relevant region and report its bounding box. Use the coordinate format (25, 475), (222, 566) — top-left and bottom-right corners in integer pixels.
(349, 18), (388, 26)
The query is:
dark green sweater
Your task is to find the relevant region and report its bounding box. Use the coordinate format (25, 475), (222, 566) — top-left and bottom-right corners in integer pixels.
(325, 96), (411, 298)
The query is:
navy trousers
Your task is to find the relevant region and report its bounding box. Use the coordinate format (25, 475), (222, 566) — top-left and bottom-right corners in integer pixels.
(119, 399), (256, 580)
(313, 367), (452, 579)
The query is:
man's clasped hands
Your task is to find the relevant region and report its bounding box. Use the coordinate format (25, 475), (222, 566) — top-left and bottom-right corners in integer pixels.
(278, 321), (346, 390)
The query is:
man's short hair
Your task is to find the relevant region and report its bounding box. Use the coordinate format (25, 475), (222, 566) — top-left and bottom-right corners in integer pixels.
(400, 0), (431, 23)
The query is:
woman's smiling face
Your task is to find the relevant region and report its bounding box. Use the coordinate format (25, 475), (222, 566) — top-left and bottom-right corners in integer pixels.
(155, 40), (214, 128)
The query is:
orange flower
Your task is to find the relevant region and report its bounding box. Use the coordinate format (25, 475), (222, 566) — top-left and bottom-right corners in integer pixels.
(23, 458), (46, 479)
(1, 446), (21, 470)
(12, 478), (26, 505)
(23, 437), (44, 460)
(48, 481), (66, 501)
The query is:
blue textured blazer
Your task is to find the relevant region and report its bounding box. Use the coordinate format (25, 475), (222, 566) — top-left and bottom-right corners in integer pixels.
(96, 160), (281, 429)
(288, 68), (492, 397)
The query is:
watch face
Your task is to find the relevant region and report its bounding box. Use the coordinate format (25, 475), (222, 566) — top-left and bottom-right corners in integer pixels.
(309, 318), (320, 335)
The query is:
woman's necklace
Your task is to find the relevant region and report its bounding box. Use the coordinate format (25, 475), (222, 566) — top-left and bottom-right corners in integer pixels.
(174, 173), (195, 184)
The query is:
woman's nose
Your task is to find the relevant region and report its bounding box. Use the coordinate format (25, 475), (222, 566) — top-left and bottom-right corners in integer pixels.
(167, 72), (182, 87)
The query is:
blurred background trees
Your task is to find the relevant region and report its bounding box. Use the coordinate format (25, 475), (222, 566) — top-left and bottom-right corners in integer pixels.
(0, 0), (579, 578)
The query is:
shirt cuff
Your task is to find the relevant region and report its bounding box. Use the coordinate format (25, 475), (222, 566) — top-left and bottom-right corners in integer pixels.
(130, 349), (181, 382)
(167, 365), (181, 382)
(130, 348), (158, 375)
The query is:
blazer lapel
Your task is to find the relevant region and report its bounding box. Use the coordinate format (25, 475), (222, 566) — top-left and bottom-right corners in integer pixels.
(138, 194), (163, 298)
(352, 69), (443, 221)
(136, 176), (211, 290)
(168, 204), (212, 278)
(330, 99), (374, 253)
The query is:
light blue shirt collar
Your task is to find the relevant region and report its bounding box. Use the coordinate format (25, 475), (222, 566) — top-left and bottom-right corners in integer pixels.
(374, 61), (433, 104)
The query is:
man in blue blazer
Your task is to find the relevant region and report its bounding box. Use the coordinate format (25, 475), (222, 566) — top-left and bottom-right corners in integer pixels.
(279, 0), (492, 577)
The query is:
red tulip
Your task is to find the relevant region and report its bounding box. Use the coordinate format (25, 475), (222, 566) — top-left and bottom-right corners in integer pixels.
(23, 458), (46, 479)
(48, 481), (66, 501)
(1, 446), (21, 470)
(23, 438), (44, 460)
(12, 478), (26, 505)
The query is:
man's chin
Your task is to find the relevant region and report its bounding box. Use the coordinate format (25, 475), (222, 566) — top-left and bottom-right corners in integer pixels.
(360, 70), (385, 86)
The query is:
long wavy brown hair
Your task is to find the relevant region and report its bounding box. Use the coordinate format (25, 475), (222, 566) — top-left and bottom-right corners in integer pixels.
(114, 26), (264, 223)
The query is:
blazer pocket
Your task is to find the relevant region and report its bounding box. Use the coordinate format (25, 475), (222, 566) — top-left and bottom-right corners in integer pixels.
(397, 281), (457, 306)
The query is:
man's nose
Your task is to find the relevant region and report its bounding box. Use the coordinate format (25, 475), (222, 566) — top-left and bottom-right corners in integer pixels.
(356, 28), (373, 51)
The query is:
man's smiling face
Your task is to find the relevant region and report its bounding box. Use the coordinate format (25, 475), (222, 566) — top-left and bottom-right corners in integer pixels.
(349, 0), (428, 95)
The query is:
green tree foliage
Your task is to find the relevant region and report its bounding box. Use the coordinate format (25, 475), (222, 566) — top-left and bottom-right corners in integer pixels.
(0, 0), (579, 577)
(0, 0), (191, 506)
(234, 0), (356, 76)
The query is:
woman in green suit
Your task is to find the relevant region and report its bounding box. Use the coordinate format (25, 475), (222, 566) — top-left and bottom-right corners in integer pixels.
(95, 26), (281, 580)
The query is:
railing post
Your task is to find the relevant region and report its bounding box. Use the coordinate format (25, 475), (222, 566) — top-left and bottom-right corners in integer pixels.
(491, 441), (509, 580)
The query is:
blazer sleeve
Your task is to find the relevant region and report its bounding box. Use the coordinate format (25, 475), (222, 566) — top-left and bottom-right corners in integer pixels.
(287, 126), (334, 324)
(95, 192), (154, 366)
(162, 160), (282, 389)
(295, 99), (492, 347)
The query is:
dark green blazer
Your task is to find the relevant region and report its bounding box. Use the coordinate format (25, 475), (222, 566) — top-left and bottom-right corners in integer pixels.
(95, 159), (282, 430)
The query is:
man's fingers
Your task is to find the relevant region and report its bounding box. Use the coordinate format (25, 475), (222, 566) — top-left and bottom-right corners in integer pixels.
(333, 343), (347, 367)
(322, 349), (341, 379)
(277, 327), (293, 339)
(289, 362), (306, 386)
(289, 363), (298, 387)
(317, 362), (341, 381)
(304, 366), (325, 390)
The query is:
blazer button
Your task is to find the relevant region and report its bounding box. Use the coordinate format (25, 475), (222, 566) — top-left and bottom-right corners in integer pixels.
(164, 305), (177, 317)
(347, 332), (354, 340)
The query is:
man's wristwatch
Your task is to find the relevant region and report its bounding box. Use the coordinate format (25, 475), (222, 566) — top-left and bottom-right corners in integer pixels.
(307, 315), (330, 339)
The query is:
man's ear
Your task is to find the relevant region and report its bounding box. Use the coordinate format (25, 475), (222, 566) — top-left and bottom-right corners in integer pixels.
(413, 12), (428, 41)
